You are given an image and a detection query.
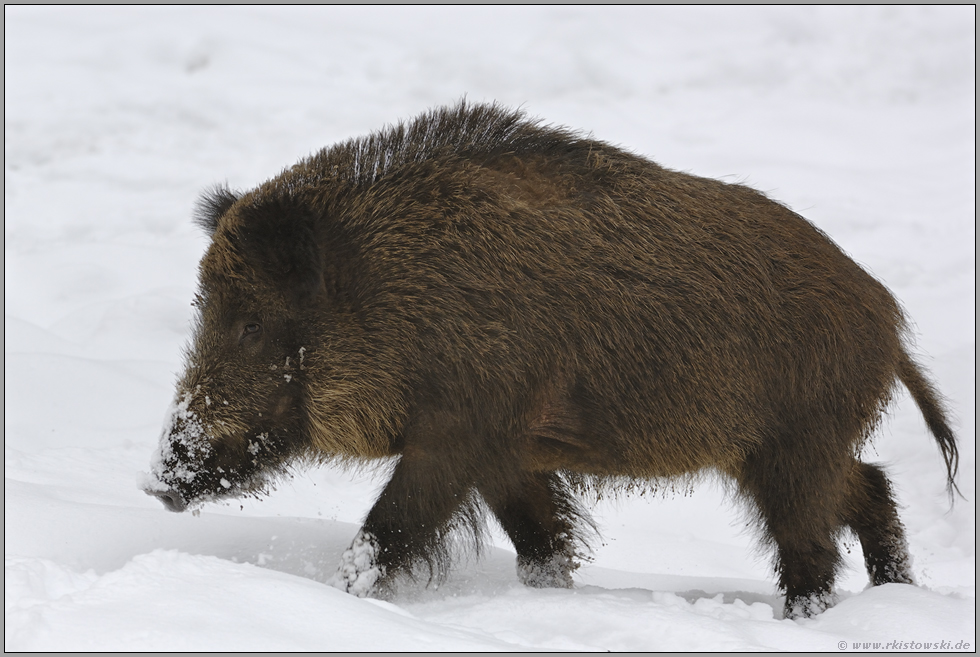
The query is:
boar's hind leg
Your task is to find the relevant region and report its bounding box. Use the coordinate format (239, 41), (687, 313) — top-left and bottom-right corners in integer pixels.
(841, 461), (914, 587)
(737, 443), (847, 620)
(331, 450), (476, 597)
(479, 471), (585, 588)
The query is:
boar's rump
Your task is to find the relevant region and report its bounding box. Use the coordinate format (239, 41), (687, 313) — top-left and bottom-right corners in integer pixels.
(143, 101), (958, 619)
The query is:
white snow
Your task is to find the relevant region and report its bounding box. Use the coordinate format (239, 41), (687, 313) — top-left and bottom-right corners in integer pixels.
(5, 6), (975, 651)
(329, 529), (385, 598)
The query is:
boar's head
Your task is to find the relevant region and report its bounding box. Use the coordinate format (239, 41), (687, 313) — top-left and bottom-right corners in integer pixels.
(144, 185), (337, 511)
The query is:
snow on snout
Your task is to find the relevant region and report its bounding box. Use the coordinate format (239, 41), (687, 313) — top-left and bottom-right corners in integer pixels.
(144, 392), (213, 489)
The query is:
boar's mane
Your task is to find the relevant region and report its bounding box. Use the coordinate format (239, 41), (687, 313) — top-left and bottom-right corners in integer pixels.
(300, 102), (587, 188)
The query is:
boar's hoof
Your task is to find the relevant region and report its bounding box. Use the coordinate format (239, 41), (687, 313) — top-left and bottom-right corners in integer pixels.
(784, 590), (837, 620)
(516, 551), (576, 589)
(329, 530), (386, 597)
(145, 487), (188, 513)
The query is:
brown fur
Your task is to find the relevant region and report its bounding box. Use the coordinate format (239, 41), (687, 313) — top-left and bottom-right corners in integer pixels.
(145, 101), (958, 618)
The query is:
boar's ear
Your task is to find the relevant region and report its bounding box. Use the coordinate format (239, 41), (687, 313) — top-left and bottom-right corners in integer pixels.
(237, 201), (327, 307)
(193, 184), (241, 236)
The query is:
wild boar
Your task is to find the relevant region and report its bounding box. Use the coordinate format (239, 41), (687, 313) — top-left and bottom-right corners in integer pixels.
(143, 101), (958, 619)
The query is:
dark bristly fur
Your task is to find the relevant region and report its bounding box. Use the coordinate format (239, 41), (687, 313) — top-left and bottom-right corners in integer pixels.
(193, 184), (240, 234)
(145, 101), (958, 619)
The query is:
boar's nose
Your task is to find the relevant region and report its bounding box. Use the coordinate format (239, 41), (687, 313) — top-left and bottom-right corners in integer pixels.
(146, 487), (188, 513)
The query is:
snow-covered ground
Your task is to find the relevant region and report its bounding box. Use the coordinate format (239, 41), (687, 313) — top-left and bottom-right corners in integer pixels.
(5, 6), (975, 651)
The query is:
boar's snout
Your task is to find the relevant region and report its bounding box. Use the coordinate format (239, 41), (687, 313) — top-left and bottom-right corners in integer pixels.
(146, 486), (188, 513)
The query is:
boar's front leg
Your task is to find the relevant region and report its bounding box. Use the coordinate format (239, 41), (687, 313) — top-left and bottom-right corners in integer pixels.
(330, 416), (477, 597)
(478, 471), (585, 589)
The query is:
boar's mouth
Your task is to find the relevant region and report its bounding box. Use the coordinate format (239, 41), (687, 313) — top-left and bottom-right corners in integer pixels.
(144, 393), (301, 513)
(142, 435), (289, 513)
(142, 463), (278, 513)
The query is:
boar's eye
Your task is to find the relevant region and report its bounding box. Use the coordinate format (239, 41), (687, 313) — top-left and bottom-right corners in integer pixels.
(239, 322), (262, 344)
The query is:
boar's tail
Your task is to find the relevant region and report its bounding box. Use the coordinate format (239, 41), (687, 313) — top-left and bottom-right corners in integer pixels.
(898, 352), (961, 500)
